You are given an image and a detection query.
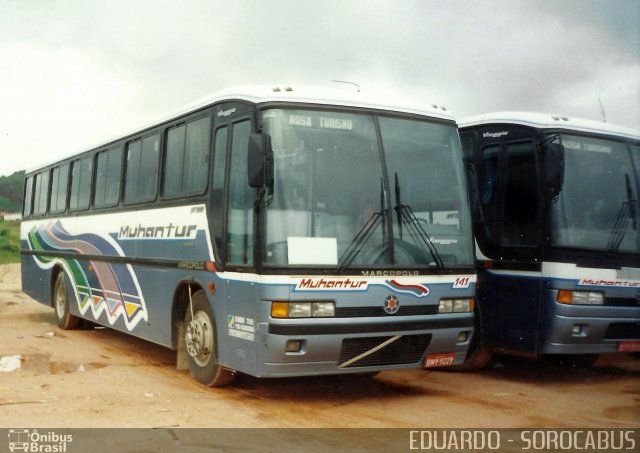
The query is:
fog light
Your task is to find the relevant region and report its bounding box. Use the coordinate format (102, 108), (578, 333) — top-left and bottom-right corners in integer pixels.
(457, 331), (469, 342)
(571, 325), (583, 335)
(285, 340), (302, 353)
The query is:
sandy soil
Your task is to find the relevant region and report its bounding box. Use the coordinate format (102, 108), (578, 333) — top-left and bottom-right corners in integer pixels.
(1, 263), (638, 432)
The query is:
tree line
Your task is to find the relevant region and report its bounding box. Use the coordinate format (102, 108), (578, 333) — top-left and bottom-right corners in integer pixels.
(0, 171), (25, 212)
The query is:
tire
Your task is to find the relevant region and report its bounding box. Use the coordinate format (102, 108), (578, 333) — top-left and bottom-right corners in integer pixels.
(184, 290), (234, 387)
(53, 272), (80, 330)
(459, 342), (494, 371)
(445, 337), (494, 372)
(444, 305), (493, 372)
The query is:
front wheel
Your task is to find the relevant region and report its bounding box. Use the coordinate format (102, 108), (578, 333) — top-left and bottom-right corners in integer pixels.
(53, 272), (79, 330)
(184, 290), (235, 387)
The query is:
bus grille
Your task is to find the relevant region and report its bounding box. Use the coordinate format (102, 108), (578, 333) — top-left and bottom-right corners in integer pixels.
(604, 322), (640, 340)
(605, 297), (640, 307)
(338, 334), (430, 368)
(335, 305), (438, 318)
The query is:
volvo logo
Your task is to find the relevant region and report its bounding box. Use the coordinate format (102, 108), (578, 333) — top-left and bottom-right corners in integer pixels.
(383, 295), (400, 315)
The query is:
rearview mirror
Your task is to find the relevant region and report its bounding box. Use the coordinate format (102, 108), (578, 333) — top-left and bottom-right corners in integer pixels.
(248, 133), (274, 190)
(464, 162), (482, 224)
(544, 143), (565, 200)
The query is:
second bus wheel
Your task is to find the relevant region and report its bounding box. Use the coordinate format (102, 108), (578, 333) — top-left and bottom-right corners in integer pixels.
(184, 290), (235, 387)
(53, 272), (80, 330)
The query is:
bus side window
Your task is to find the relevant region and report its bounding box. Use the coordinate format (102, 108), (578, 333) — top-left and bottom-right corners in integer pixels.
(501, 141), (539, 246)
(23, 176), (34, 217)
(212, 126), (228, 260)
(164, 116), (210, 197)
(33, 171), (50, 216)
(95, 147), (122, 208)
(49, 164), (69, 213)
(125, 134), (159, 203)
(70, 156), (93, 211)
(226, 120), (253, 265)
(479, 145), (500, 242)
(164, 124), (187, 196)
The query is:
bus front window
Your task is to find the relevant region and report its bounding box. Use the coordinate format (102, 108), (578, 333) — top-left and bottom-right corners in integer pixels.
(262, 109), (384, 267)
(551, 134), (640, 254)
(261, 108), (473, 269)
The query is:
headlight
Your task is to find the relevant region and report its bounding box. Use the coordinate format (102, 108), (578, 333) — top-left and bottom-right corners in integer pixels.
(439, 298), (474, 313)
(289, 302), (312, 318)
(271, 301), (335, 318)
(557, 290), (604, 305)
(311, 302), (335, 317)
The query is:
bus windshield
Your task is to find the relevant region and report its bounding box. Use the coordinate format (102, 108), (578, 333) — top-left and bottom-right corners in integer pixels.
(551, 134), (640, 254)
(261, 108), (473, 269)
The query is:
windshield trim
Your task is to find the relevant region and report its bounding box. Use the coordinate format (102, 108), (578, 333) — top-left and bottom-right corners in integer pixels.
(548, 131), (639, 255)
(257, 105), (474, 271)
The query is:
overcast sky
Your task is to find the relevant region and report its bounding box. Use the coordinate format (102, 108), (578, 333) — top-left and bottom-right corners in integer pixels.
(1, 0), (638, 177)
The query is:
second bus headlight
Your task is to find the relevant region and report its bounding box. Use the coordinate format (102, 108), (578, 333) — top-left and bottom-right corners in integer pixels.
(438, 298), (474, 313)
(271, 301), (335, 318)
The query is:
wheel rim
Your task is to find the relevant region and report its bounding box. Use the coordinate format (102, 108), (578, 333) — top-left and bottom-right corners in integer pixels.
(185, 310), (213, 367)
(55, 278), (66, 320)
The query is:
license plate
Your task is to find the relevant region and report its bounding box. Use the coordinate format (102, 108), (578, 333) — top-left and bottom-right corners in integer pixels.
(424, 353), (455, 368)
(618, 341), (640, 352)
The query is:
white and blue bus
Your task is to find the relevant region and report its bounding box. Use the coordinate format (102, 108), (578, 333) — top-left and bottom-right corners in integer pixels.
(459, 112), (640, 368)
(21, 86), (476, 386)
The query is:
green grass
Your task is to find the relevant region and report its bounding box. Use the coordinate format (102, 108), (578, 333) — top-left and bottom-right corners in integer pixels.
(0, 220), (21, 264)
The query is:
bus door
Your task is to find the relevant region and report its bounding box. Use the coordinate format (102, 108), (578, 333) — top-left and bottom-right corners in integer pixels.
(477, 138), (544, 352)
(210, 108), (260, 372)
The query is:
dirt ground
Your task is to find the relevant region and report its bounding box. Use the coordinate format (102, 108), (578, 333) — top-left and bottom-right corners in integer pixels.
(1, 263), (639, 430)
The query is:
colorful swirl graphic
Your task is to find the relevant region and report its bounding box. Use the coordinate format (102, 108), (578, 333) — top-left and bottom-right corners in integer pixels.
(27, 220), (148, 331)
(384, 279), (430, 298)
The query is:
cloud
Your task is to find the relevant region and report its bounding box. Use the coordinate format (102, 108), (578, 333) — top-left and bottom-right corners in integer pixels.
(0, 0), (637, 177)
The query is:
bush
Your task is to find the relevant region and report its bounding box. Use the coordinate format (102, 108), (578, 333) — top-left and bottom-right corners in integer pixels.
(0, 221), (20, 264)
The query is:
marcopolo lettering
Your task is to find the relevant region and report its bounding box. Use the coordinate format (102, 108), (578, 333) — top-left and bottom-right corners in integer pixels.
(119, 223), (198, 240)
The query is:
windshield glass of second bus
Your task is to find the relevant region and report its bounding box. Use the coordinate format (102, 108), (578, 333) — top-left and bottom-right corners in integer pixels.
(551, 134), (640, 253)
(260, 108), (473, 269)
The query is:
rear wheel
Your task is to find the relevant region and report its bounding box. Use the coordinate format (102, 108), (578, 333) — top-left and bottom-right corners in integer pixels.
(184, 290), (235, 387)
(53, 272), (80, 330)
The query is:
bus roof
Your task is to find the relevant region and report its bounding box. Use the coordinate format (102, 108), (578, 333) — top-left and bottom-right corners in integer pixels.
(26, 85), (455, 174)
(183, 84), (454, 119)
(458, 111), (639, 140)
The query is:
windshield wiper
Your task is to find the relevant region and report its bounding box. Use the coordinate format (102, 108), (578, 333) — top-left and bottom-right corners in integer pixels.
(394, 173), (445, 271)
(607, 173), (637, 251)
(337, 179), (387, 271)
